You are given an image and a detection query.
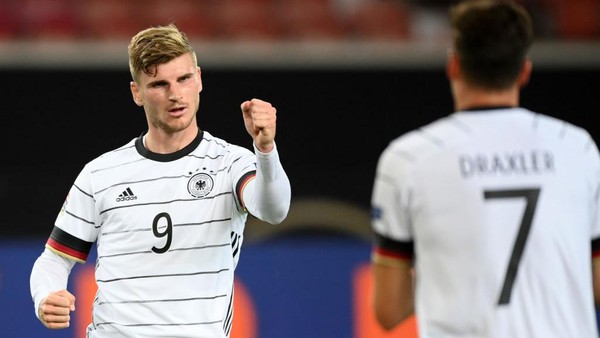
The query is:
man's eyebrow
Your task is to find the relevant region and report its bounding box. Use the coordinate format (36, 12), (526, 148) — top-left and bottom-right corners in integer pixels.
(178, 72), (194, 79)
(147, 79), (168, 87)
(146, 72), (194, 87)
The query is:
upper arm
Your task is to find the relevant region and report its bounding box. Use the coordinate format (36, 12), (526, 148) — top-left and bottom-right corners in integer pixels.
(370, 146), (416, 330)
(235, 170), (257, 212)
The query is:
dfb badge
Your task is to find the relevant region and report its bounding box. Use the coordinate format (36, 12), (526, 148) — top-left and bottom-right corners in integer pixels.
(187, 173), (214, 198)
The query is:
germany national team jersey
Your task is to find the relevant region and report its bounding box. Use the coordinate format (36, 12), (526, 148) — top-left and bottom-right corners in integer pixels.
(372, 108), (600, 338)
(47, 130), (255, 338)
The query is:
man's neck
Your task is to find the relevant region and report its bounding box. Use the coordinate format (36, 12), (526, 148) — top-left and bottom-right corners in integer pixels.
(454, 87), (519, 112)
(145, 126), (199, 154)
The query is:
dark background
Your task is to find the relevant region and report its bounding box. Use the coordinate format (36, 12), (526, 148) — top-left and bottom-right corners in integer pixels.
(1, 66), (599, 238)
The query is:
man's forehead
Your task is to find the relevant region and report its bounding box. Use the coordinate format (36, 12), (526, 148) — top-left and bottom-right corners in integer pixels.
(141, 55), (196, 81)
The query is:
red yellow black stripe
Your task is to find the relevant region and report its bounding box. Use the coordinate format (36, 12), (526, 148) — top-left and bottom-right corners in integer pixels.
(373, 233), (414, 260)
(593, 238), (600, 258)
(46, 226), (93, 263)
(235, 171), (256, 210)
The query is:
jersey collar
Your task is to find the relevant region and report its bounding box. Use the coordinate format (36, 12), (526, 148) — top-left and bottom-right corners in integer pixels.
(458, 105), (515, 113)
(135, 130), (203, 162)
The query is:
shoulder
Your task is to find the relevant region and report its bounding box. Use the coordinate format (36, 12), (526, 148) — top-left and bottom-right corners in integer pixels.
(533, 111), (595, 145)
(382, 116), (460, 164)
(201, 131), (253, 157)
(84, 138), (139, 172)
(201, 131), (229, 149)
(513, 110), (598, 161)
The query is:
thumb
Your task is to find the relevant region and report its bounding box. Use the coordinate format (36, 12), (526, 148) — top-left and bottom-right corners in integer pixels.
(240, 100), (250, 115)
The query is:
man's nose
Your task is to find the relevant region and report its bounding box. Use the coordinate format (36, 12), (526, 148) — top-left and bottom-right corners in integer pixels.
(168, 85), (183, 101)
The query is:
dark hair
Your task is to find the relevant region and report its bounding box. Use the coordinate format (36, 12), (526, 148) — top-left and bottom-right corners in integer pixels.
(451, 0), (533, 89)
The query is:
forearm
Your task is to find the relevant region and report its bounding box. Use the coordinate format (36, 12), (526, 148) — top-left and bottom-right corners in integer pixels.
(594, 258), (600, 306)
(243, 143), (291, 224)
(30, 248), (75, 318)
(372, 257), (414, 330)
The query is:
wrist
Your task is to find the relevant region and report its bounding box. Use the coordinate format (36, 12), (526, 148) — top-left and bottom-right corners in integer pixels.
(254, 142), (274, 154)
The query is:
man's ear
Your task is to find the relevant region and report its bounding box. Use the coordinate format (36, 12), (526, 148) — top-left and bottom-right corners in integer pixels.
(197, 67), (203, 93)
(518, 59), (532, 88)
(130, 81), (143, 106)
(446, 50), (460, 81)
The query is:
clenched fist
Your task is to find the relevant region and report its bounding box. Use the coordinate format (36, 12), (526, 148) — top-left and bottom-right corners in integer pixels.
(241, 98), (277, 153)
(38, 289), (76, 329)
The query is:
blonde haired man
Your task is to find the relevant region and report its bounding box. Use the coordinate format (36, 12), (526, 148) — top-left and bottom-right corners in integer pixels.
(30, 24), (291, 337)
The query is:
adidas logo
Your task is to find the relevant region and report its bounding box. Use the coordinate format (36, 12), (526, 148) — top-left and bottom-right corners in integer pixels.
(116, 187), (137, 202)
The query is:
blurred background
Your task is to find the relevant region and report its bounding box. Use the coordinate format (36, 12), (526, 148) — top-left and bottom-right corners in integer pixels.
(0, 0), (599, 337)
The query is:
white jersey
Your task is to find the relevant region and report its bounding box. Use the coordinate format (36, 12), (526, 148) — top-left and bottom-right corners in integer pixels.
(47, 131), (256, 338)
(371, 108), (600, 338)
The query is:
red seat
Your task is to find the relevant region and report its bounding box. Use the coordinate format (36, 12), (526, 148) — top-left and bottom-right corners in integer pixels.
(0, 2), (19, 39)
(214, 0), (281, 41)
(553, 0), (600, 39)
(141, 0), (217, 40)
(277, 0), (347, 40)
(79, 0), (144, 40)
(16, 0), (82, 40)
(352, 1), (411, 40)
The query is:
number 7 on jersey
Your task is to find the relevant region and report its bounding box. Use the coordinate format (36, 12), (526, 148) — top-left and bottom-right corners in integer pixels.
(484, 188), (540, 305)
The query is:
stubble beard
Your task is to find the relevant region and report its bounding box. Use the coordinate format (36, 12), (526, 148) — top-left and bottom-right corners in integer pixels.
(151, 111), (197, 135)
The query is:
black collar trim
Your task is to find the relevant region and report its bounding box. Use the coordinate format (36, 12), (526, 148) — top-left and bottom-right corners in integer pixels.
(460, 105), (515, 112)
(135, 130), (203, 162)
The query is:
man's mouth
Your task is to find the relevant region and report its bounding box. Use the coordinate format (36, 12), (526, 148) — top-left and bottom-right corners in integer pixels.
(168, 107), (186, 116)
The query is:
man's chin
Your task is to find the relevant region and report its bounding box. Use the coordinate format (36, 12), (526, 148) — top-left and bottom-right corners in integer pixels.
(163, 120), (195, 134)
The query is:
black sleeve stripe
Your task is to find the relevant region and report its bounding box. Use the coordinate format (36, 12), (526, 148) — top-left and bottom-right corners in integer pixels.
(235, 170), (257, 210)
(48, 226), (93, 260)
(373, 232), (414, 258)
(592, 237), (600, 257)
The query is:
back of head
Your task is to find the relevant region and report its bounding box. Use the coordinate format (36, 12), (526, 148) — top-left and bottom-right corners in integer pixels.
(451, 0), (533, 90)
(128, 24), (196, 82)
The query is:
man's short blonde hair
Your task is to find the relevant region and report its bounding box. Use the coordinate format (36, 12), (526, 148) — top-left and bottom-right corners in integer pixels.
(128, 24), (197, 82)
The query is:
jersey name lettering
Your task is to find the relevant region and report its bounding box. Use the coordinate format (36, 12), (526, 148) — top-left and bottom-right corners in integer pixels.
(459, 150), (554, 178)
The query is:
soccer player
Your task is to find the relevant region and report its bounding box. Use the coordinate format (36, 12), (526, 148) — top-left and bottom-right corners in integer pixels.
(370, 1), (600, 337)
(30, 24), (291, 338)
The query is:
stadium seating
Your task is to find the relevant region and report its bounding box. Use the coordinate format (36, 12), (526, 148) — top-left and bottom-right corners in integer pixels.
(0, 0), (597, 41)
